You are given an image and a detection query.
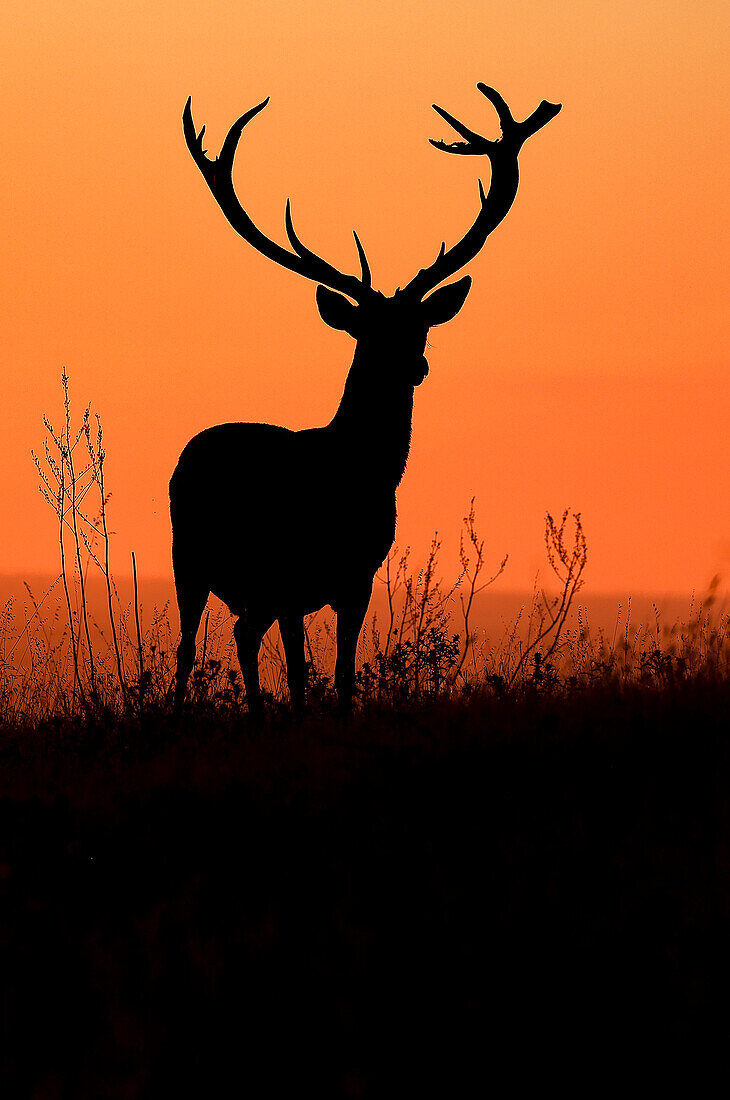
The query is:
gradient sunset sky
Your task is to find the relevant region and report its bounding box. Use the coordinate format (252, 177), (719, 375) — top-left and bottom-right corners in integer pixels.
(2, 1), (728, 594)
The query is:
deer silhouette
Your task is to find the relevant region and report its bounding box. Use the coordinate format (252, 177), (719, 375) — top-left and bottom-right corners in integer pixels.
(171, 84), (561, 711)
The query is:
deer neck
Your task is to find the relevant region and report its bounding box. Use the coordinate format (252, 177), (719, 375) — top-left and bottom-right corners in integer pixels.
(327, 344), (415, 490)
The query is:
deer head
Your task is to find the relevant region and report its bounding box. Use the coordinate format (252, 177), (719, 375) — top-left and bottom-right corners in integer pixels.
(182, 85), (561, 388)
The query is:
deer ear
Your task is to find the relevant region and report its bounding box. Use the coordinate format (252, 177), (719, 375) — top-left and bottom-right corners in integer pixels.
(316, 286), (359, 334)
(421, 276), (472, 327)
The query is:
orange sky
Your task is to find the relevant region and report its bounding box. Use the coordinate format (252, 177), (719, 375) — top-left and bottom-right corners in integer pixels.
(2, 0), (729, 595)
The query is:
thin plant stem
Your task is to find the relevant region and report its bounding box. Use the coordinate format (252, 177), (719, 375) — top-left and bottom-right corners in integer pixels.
(58, 459), (84, 706)
(63, 371), (96, 696)
(96, 431), (126, 698)
(132, 551), (144, 698)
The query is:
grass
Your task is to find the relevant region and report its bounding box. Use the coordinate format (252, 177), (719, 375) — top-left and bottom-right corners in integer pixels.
(2, 372), (726, 723)
(0, 374), (725, 1093)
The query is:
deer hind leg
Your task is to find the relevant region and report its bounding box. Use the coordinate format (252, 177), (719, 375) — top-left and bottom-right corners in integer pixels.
(234, 612), (272, 714)
(280, 615), (306, 714)
(173, 574), (209, 710)
(335, 584), (373, 713)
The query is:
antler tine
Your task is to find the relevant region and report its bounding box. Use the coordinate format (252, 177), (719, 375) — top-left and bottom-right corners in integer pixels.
(282, 201), (372, 297)
(404, 85), (561, 299)
(182, 97), (208, 168)
(428, 104), (493, 156)
(217, 97), (271, 172)
(352, 231), (371, 288)
(183, 96), (372, 302)
(476, 84), (514, 133)
(283, 198), (337, 276)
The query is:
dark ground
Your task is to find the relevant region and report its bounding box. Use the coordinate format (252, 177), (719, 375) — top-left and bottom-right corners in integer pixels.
(1, 685), (725, 1095)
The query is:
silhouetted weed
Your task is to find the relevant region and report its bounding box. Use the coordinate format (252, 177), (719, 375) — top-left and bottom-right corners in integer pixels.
(2, 375), (727, 729)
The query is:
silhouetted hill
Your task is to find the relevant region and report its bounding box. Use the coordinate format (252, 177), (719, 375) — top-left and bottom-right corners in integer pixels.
(0, 688), (721, 1093)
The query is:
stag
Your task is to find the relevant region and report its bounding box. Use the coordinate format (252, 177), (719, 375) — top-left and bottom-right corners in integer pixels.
(171, 84), (561, 711)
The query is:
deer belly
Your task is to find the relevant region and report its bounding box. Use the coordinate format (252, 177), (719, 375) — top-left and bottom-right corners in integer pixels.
(207, 495), (395, 616)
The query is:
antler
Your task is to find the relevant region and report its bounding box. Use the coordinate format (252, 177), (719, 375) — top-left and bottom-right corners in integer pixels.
(404, 85), (562, 300)
(182, 96), (373, 302)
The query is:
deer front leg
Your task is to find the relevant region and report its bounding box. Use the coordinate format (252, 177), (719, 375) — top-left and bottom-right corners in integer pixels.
(280, 614), (306, 714)
(335, 584), (372, 713)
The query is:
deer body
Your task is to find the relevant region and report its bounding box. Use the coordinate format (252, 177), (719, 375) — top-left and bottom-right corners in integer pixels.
(170, 377), (407, 622)
(173, 84), (561, 710)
